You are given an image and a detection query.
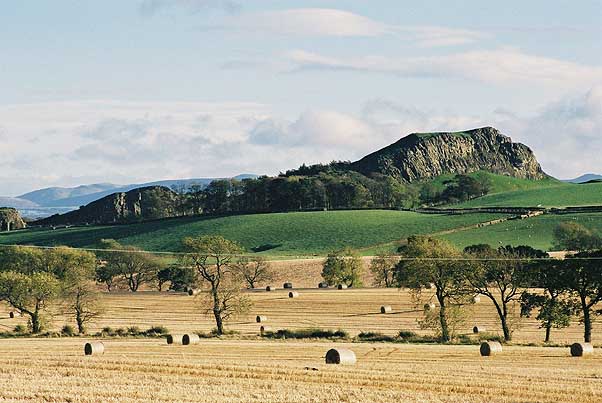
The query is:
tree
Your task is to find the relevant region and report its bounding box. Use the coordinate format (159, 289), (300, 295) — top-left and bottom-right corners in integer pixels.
(322, 248), (364, 287)
(395, 236), (469, 342)
(234, 257), (273, 289)
(369, 253), (397, 288)
(60, 249), (103, 334)
(0, 271), (59, 333)
(561, 251), (602, 342)
(553, 222), (601, 252)
(181, 235), (250, 335)
(95, 262), (121, 292)
(520, 261), (575, 342)
(464, 244), (537, 341)
(99, 239), (162, 292)
(157, 265), (197, 292)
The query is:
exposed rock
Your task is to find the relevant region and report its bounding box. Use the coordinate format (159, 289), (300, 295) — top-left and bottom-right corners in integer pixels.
(351, 127), (547, 182)
(33, 186), (185, 226)
(0, 208), (26, 231)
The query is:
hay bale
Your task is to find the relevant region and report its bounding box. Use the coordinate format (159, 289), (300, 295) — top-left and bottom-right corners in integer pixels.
(187, 289), (199, 296)
(265, 285), (275, 292)
(424, 303), (436, 311)
(166, 334), (184, 344)
(9, 311), (15, 319)
(570, 342), (594, 357)
(480, 341), (502, 356)
(288, 291), (299, 298)
(260, 325), (272, 335)
(425, 283), (435, 290)
(337, 284), (348, 290)
(182, 334), (200, 345)
(472, 296), (481, 304)
(325, 348), (356, 365)
(256, 315), (267, 323)
(84, 341), (104, 356)
(283, 282), (293, 289)
(318, 282), (329, 289)
(380, 305), (392, 314)
(472, 326), (485, 334)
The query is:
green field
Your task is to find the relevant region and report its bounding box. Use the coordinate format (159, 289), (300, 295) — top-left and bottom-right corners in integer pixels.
(453, 181), (602, 208)
(0, 210), (507, 256)
(431, 171), (561, 196)
(440, 212), (602, 251)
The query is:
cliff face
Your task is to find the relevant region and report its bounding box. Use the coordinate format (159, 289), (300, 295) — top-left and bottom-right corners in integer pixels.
(0, 208), (26, 231)
(350, 127), (547, 182)
(34, 186), (184, 226)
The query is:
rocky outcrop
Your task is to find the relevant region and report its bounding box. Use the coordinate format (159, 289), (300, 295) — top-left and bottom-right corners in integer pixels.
(351, 127), (547, 182)
(33, 186), (185, 226)
(0, 208), (26, 231)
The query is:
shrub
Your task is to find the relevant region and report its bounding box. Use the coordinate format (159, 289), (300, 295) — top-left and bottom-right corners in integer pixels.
(477, 333), (505, 343)
(61, 325), (76, 337)
(13, 324), (27, 334)
(144, 326), (169, 336)
(127, 326), (142, 336)
(263, 328), (348, 340)
(398, 330), (418, 339)
(357, 331), (397, 342)
(115, 328), (127, 337)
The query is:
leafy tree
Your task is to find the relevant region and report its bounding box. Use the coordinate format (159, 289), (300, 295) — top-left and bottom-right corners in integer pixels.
(369, 253), (397, 288)
(322, 248), (364, 287)
(0, 271), (59, 333)
(95, 262), (122, 292)
(99, 239), (162, 292)
(181, 235), (250, 335)
(395, 236), (469, 342)
(60, 249), (103, 334)
(553, 222), (601, 252)
(234, 257), (273, 289)
(520, 261), (575, 342)
(561, 251), (602, 342)
(464, 244), (538, 341)
(157, 265), (197, 292)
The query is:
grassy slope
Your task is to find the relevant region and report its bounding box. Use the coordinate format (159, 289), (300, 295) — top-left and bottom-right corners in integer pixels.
(453, 181), (602, 208)
(440, 212), (602, 251)
(0, 210), (506, 256)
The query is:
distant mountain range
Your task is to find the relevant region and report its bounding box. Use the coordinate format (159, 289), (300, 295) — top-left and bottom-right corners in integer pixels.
(0, 175), (257, 218)
(562, 174), (602, 184)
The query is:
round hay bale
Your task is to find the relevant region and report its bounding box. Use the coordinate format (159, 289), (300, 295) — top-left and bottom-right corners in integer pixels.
(570, 342), (594, 357)
(166, 334), (184, 345)
(256, 315), (267, 323)
(260, 325), (272, 335)
(425, 283), (435, 290)
(182, 334), (200, 345)
(283, 282), (293, 289)
(318, 282), (329, 289)
(424, 303), (436, 311)
(9, 311), (15, 319)
(472, 296), (481, 304)
(480, 341), (502, 356)
(337, 284), (348, 290)
(380, 305), (392, 314)
(473, 326), (485, 334)
(265, 285), (275, 292)
(84, 341), (104, 356)
(325, 348), (356, 365)
(288, 291), (299, 298)
(187, 289), (199, 296)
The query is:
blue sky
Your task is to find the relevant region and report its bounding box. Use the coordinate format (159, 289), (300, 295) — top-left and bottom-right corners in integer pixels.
(1, 1), (601, 195)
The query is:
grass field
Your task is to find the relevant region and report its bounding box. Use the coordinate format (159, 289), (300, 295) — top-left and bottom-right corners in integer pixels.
(0, 210), (507, 256)
(431, 171), (561, 195)
(453, 182), (602, 208)
(440, 212), (602, 250)
(0, 338), (598, 403)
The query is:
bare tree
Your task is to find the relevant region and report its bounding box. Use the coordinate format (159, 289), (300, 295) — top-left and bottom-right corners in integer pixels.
(99, 239), (162, 292)
(370, 253), (397, 288)
(234, 257), (273, 289)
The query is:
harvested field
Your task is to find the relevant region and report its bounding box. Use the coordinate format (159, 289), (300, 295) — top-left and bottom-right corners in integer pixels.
(0, 338), (598, 402)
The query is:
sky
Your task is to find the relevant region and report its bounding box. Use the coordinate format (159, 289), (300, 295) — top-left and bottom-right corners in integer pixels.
(0, 0), (601, 196)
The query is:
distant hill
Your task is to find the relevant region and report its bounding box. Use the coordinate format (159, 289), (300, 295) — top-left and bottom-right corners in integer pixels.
(563, 174), (602, 184)
(16, 174), (258, 208)
(0, 196), (40, 209)
(350, 126), (548, 182)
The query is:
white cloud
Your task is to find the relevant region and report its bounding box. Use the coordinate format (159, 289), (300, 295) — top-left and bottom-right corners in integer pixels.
(286, 48), (602, 89)
(139, 0), (240, 16)
(215, 8), (485, 46)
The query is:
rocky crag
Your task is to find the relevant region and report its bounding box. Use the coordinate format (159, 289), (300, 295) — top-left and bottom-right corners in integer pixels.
(0, 208), (27, 231)
(34, 186), (185, 226)
(350, 127), (547, 182)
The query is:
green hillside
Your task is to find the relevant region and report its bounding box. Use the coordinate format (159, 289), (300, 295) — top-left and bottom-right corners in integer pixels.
(440, 212), (602, 251)
(428, 171), (560, 196)
(452, 181), (602, 208)
(0, 210), (507, 257)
